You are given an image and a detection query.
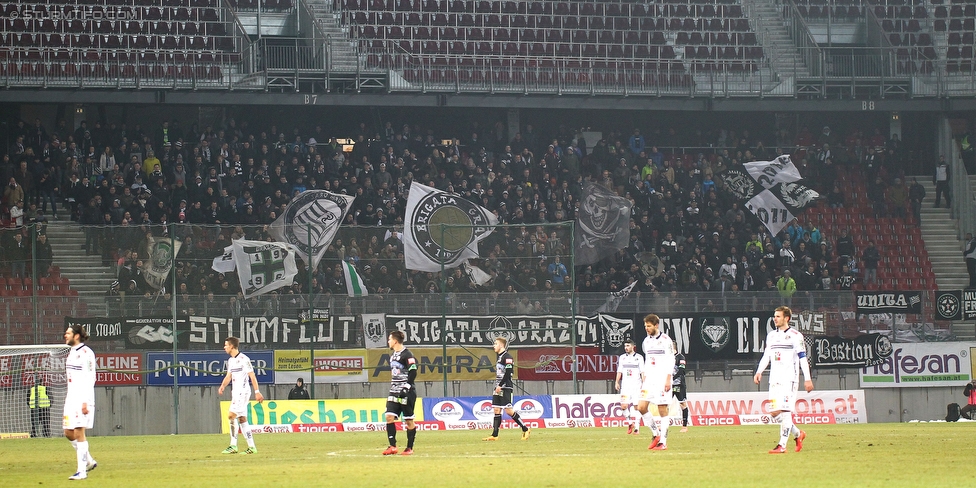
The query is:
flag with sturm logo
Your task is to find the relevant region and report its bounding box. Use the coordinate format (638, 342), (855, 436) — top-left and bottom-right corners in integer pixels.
(268, 189), (355, 271)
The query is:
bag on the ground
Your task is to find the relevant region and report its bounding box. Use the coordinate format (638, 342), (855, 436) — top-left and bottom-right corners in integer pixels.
(946, 402), (961, 422)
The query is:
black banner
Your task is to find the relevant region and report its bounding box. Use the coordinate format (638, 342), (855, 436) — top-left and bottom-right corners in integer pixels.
(385, 315), (595, 348)
(71, 314), (362, 349)
(812, 334), (892, 368)
(855, 291), (923, 314)
(594, 313), (636, 355)
(936, 291), (963, 320)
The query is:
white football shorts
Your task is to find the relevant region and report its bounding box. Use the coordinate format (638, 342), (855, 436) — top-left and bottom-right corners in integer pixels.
(768, 382), (798, 412)
(639, 377), (672, 406)
(229, 389), (252, 417)
(619, 384), (641, 406)
(63, 402), (94, 430)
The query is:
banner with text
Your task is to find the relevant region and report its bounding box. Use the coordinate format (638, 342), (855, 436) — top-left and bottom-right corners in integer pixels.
(146, 350), (274, 386)
(0, 351), (66, 389)
(859, 342), (973, 387)
(812, 334), (893, 368)
(383, 315), (596, 348)
(75, 315), (363, 349)
(365, 347), (498, 382)
(515, 347), (617, 381)
(96, 352), (143, 386)
(551, 390), (866, 424)
(855, 291), (923, 314)
(218, 398), (421, 433)
(274, 349), (368, 384)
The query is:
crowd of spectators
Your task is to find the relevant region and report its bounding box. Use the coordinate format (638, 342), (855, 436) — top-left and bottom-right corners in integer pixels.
(0, 113), (917, 312)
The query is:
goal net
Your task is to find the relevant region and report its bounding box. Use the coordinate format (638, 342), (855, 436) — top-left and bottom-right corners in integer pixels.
(0, 345), (69, 439)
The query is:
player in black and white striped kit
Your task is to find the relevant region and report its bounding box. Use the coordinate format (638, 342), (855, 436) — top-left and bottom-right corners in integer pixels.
(483, 337), (530, 441)
(671, 340), (689, 432)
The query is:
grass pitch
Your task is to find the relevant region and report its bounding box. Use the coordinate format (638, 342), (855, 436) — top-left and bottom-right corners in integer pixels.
(1, 424), (973, 487)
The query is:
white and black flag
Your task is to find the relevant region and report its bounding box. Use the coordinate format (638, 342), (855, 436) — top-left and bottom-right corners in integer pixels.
(268, 190), (355, 271)
(575, 181), (632, 266)
(403, 182), (498, 272)
(722, 155), (819, 236)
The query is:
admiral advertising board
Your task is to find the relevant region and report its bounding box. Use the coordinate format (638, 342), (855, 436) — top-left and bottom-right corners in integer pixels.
(365, 347), (497, 382)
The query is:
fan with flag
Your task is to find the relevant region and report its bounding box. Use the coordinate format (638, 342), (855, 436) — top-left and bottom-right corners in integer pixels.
(718, 155), (821, 236)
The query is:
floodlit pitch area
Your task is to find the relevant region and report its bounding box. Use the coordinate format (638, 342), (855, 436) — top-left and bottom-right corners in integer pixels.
(1, 424), (973, 487)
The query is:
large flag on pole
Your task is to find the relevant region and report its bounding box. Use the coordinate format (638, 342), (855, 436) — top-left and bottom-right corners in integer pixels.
(142, 236), (182, 290)
(575, 181), (632, 266)
(342, 260), (368, 297)
(232, 239), (299, 298)
(403, 182), (498, 272)
(719, 155), (820, 236)
(268, 190), (355, 271)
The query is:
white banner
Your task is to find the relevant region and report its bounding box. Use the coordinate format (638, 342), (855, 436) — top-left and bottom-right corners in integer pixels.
(743, 155), (802, 189)
(142, 237), (181, 290)
(403, 182), (497, 272)
(859, 342), (973, 387)
(268, 190), (354, 271)
(212, 245), (235, 273)
(551, 390), (867, 424)
(232, 239), (299, 298)
(745, 189), (796, 236)
(361, 313), (387, 349)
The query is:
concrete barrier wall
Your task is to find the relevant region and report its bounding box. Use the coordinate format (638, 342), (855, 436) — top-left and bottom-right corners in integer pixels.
(89, 369), (971, 435)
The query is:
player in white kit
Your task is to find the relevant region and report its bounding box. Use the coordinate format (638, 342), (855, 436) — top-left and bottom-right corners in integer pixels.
(64, 324), (98, 480)
(753, 306), (814, 454)
(615, 338), (645, 434)
(218, 336), (265, 454)
(636, 314), (675, 451)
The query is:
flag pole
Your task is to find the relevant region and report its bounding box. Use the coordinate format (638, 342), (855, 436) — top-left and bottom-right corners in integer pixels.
(570, 220), (578, 394)
(308, 222), (316, 400)
(440, 223), (449, 397)
(171, 222), (179, 434)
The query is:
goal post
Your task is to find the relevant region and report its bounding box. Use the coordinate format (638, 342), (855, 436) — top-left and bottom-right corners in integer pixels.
(0, 344), (70, 439)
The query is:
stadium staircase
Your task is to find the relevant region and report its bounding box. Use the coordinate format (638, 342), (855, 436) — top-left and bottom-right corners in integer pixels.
(915, 177), (969, 291)
(305, 0), (362, 72)
(741, 0), (810, 78)
(45, 221), (115, 317)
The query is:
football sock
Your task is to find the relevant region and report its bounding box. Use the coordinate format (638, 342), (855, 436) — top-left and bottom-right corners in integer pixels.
(511, 412), (528, 431)
(240, 419), (255, 448)
(682, 407), (689, 427)
(229, 418), (238, 447)
(76, 441), (89, 474)
(406, 427), (417, 449)
(658, 416), (669, 446)
(779, 412), (793, 447)
(71, 439), (78, 451)
(643, 412), (659, 436)
(386, 422), (397, 446)
(492, 414), (502, 437)
(791, 424), (801, 438)
(629, 407), (639, 426)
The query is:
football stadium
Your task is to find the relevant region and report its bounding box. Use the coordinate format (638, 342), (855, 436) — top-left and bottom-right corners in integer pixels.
(1, 0), (976, 484)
